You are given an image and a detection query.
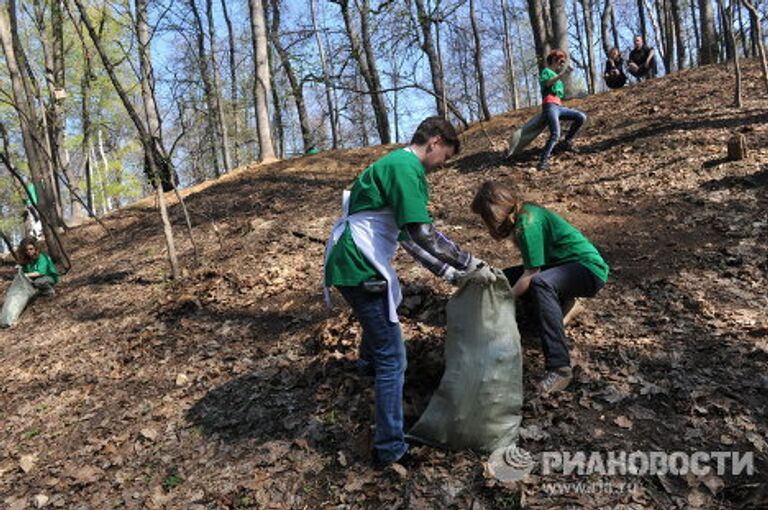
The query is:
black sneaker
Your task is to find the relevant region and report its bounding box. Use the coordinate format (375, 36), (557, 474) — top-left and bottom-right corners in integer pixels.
(373, 449), (418, 470)
(561, 141), (580, 154)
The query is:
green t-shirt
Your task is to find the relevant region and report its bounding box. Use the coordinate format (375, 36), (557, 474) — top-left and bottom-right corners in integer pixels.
(539, 68), (564, 100)
(22, 252), (59, 285)
(325, 149), (432, 286)
(515, 204), (609, 283)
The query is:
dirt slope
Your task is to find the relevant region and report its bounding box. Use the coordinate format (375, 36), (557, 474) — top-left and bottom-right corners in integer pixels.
(1, 61), (767, 509)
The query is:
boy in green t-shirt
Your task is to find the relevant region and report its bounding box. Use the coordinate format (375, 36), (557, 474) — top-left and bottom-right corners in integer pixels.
(471, 181), (608, 396)
(538, 49), (587, 171)
(324, 117), (492, 468)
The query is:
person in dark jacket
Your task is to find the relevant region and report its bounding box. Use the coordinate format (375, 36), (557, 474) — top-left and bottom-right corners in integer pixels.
(627, 36), (656, 81)
(604, 47), (627, 89)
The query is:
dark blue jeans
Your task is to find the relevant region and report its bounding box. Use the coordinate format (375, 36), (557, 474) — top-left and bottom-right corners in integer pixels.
(540, 103), (587, 165)
(337, 285), (408, 464)
(504, 263), (603, 370)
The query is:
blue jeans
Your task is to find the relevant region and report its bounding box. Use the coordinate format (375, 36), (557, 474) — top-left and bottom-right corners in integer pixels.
(540, 103), (587, 164)
(504, 263), (603, 370)
(337, 285), (408, 464)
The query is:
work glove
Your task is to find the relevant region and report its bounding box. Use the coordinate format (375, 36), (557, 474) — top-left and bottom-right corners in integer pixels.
(456, 262), (498, 286)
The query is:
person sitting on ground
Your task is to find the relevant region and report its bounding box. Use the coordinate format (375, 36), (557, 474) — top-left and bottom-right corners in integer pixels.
(627, 36), (656, 81)
(538, 49), (587, 171)
(470, 181), (609, 396)
(324, 116), (493, 468)
(17, 237), (59, 296)
(603, 47), (627, 89)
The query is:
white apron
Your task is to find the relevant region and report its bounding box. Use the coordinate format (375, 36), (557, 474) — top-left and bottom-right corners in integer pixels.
(324, 190), (402, 323)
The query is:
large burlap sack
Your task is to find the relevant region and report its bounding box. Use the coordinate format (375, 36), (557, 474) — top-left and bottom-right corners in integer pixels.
(505, 113), (547, 159)
(407, 269), (523, 452)
(0, 268), (38, 328)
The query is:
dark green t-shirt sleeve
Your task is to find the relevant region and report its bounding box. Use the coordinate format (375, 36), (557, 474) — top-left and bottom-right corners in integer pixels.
(387, 165), (432, 228)
(40, 253), (59, 284)
(516, 213), (545, 269)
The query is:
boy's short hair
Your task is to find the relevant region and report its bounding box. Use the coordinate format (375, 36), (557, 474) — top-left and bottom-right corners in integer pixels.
(410, 116), (460, 154)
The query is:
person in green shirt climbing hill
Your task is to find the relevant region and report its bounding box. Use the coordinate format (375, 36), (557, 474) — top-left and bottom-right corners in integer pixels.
(18, 237), (59, 296)
(324, 117), (494, 468)
(471, 181), (608, 396)
(538, 49), (587, 171)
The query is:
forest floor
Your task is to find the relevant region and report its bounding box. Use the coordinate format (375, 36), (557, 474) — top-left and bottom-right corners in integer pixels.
(1, 61), (767, 510)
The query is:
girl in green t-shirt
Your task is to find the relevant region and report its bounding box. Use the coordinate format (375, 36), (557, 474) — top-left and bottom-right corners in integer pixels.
(471, 181), (608, 397)
(18, 237), (59, 296)
(537, 49), (587, 171)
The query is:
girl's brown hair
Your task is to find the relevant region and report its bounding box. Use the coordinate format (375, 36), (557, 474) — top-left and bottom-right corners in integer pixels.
(470, 181), (524, 240)
(546, 49), (567, 66)
(608, 47), (621, 60)
(17, 237), (39, 264)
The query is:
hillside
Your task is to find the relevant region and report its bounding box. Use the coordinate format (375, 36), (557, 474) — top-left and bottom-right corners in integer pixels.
(1, 61), (767, 509)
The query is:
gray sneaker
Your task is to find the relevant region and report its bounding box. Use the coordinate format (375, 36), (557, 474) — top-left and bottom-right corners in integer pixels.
(539, 367), (573, 396)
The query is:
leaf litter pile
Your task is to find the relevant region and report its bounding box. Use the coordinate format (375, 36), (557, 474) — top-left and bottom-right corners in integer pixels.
(1, 62), (767, 509)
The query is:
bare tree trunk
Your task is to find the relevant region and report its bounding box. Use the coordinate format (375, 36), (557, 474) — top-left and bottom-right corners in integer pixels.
(332, 0), (390, 144)
(642, 0), (667, 72)
(220, 0), (240, 167)
(601, 0), (614, 54)
(0, 1), (66, 262)
(81, 39), (94, 216)
(469, 0), (490, 120)
(609, 2), (620, 48)
(268, 44), (284, 159)
(637, 0), (648, 41)
(726, 1), (743, 107)
(207, 0), (232, 173)
(671, 0), (688, 69)
(500, 0), (519, 110)
(97, 129), (111, 212)
(736, 2), (749, 58)
(699, 0), (719, 64)
(690, 0), (701, 63)
(716, 0), (730, 61)
(580, 0), (597, 93)
(248, 0), (277, 161)
(516, 22), (533, 106)
(550, 0), (574, 94)
(188, 0), (221, 177)
(527, 0), (551, 69)
(310, 0), (339, 148)
(413, 0), (448, 118)
(269, 0), (313, 152)
(742, 0), (768, 92)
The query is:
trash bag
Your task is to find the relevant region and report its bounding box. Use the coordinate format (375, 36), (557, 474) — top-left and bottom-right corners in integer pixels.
(505, 113), (547, 159)
(407, 269), (523, 452)
(0, 268), (38, 328)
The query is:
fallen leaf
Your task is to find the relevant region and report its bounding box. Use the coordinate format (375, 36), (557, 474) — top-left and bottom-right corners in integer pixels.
(614, 415), (633, 429)
(19, 454), (37, 473)
(390, 463), (408, 478)
(140, 428), (159, 441)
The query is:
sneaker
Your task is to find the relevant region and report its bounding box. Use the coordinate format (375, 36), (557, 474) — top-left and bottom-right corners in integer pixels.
(373, 449), (417, 470)
(539, 367), (573, 396)
(560, 140), (579, 153)
(537, 161), (550, 171)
